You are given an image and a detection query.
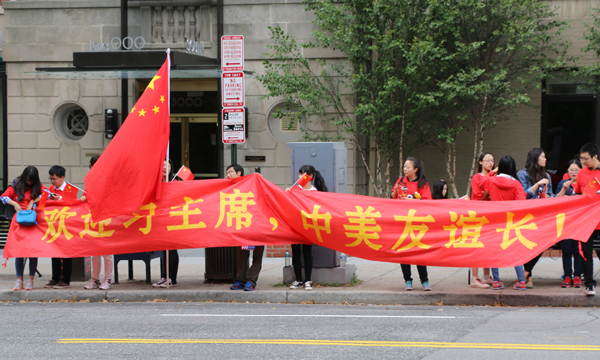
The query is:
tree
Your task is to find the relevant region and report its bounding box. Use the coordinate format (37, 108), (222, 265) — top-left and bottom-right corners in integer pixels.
(447, 0), (571, 195)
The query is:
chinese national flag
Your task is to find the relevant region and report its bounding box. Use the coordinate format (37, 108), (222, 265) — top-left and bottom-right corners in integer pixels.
(84, 53), (171, 221)
(298, 174), (312, 188)
(177, 166), (195, 181)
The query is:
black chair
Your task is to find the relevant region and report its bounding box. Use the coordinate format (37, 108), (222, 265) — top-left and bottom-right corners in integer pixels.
(113, 251), (164, 285)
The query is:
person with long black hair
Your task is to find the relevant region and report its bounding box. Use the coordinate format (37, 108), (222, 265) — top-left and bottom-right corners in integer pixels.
(469, 152), (496, 288)
(1, 166), (45, 291)
(431, 179), (448, 200)
(392, 157), (432, 291)
(517, 148), (554, 288)
(480, 156), (527, 290)
(286, 165), (328, 291)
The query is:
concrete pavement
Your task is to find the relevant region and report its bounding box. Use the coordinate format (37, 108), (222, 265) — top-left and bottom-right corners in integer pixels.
(1, 250), (600, 306)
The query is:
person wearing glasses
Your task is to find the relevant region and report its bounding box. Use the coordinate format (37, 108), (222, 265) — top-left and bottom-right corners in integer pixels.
(555, 158), (583, 289)
(469, 152), (496, 288)
(575, 143), (600, 296)
(45, 165), (78, 289)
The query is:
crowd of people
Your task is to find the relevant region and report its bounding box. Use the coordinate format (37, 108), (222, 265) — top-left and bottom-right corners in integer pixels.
(3, 143), (600, 296)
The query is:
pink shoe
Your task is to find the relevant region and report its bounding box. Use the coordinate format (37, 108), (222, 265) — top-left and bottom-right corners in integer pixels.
(513, 281), (526, 290)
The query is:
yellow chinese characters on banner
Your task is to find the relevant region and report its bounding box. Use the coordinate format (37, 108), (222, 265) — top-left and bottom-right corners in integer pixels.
(123, 203), (157, 235)
(444, 211), (489, 248)
(301, 205), (332, 242)
(344, 205), (383, 251)
(497, 212), (538, 250)
(215, 189), (255, 230)
(392, 209), (435, 252)
(167, 197), (206, 231)
(42, 207), (77, 243)
(79, 212), (115, 238)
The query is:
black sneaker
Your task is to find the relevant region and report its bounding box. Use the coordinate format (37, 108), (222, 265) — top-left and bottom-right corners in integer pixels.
(53, 281), (70, 289)
(44, 280), (58, 288)
(586, 286), (596, 296)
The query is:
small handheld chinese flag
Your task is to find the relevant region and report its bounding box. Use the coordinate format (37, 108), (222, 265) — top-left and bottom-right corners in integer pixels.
(297, 174), (312, 188)
(177, 166), (195, 181)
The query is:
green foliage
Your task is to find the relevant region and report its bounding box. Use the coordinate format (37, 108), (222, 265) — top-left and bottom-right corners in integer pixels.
(258, 0), (571, 197)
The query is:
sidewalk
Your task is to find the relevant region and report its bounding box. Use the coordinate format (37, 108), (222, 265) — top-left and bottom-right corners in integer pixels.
(1, 250), (600, 306)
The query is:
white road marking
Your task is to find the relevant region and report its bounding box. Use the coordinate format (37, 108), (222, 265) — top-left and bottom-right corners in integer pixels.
(159, 314), (458, 319)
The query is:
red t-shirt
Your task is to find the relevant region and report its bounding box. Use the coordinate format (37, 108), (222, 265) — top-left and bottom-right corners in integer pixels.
(392, 177), (432, 200)
(480, 175), (526, 201)
(471, 172), (494, 201)
(1, 184), (47, 209)
(576, 166), (600, 229)
(49, 182), (78, 201)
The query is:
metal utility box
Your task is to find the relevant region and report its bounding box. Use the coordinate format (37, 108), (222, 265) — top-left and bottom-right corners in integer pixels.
(287, 142), (347, 268)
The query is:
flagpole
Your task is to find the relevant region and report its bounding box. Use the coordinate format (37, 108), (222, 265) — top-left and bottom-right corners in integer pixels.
(165, 48), (172, 289)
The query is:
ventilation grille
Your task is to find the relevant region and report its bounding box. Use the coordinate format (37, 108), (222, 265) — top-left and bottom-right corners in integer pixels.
(280, 114), (300, 132)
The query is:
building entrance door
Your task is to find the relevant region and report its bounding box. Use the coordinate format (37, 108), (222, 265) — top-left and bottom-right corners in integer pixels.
(170, 114), (220, 179)
(542, 93), (597, 190)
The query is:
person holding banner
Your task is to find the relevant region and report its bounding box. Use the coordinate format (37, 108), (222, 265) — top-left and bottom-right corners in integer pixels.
(286, 165), (328, 291)
(153, 159), (180, 288)
(46, 166), (77, 289)
(392, 157), (432, 291)
(81, 156), (114, 291)
(226, 165), (265, 292)
(480, 155), (527, 290)
(555, 158), (583, 289)
(1, 166), (45, 291)
(469, 152), (496, 289)
(576, 142), (600, 296)
(517, 148), (554, 289)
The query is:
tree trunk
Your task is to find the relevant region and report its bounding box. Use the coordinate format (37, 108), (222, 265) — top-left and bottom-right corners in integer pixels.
(385, 159), (391, 195)
(354, 133), (379, 196)
(466, 90), (489, 197)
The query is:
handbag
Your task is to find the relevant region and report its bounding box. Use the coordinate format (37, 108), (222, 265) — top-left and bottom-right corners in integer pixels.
(16, 204), (37, 226)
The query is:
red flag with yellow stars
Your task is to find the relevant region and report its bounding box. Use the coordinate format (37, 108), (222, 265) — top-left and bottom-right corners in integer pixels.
(177, 165), (194, 181)
(85, 52), (171, 222)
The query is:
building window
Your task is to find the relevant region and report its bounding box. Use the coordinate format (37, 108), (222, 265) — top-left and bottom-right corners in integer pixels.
(53, 103), (89, 141)
(267, 102), (306, 142)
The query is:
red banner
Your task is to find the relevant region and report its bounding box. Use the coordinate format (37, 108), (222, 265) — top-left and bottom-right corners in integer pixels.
(4, 174), (600, 268)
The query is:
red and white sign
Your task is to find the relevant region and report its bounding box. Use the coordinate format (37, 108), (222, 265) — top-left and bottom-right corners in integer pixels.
(222, 72), (245, 108)
(221, 35), (244, 72)
(222, 108), (245, 144)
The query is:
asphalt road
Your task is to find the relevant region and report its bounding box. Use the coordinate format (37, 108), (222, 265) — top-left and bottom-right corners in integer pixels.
(1, 302), (600, 359)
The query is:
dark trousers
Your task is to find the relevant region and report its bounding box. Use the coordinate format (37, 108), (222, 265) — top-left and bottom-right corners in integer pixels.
(235, 246), (265, 286)
(160, 250), (179, 284)
(561, 239), (583, 278)
(524, 253), (543, 278)
(401, 264), (428, 283)
(51, 258), (72, 284)
(292, 244), (313, 282)
(582, 235), (597, 289)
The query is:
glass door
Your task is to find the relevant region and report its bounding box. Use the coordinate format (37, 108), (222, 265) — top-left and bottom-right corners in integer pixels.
(170, 114), (219, 179)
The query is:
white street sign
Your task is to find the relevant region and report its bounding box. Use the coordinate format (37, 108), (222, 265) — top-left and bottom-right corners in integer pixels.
(222, 72), (245, 108)
(222, 108), (245, 144)
(221, 35), (244, 72)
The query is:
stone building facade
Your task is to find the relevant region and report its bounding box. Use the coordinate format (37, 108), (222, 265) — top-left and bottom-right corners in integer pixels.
(0, 0), (598, 203)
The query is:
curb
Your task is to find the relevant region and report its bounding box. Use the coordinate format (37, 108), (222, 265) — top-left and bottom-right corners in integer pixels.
(2, 290), (599, 306)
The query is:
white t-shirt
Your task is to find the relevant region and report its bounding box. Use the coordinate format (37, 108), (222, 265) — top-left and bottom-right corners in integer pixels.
(297, 185), (318, 191)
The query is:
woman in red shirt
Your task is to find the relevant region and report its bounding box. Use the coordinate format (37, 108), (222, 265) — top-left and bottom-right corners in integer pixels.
(1, 166), (45, 291)
(480, 156), (526, 290)
(392, 157), (432, 291)
(469, 152), (496, 288)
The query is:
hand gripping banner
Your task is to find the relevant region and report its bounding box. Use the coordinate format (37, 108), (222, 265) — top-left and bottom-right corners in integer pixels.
(5, 174), (600, 268)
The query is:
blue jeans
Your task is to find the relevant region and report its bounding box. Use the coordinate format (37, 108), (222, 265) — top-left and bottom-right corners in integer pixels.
(492, 265), (525, 283)
(560, 239), (582, 278)
(15, 258), (38, 278)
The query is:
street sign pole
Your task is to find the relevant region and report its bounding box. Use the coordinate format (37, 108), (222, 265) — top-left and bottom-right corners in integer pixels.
(221, 35), (245, 166)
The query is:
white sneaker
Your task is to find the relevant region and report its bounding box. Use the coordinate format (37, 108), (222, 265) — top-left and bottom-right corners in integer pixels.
(483, 276), (494, 285)
(84, 279), (101, 290)
(470, 277), (490, 288)
(160, 279), (176, 288)
(290, 281), (303, 289)
(304, 281), (313, 291)
(99, 279), (112, 290)
(152, 278), (166, 288)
